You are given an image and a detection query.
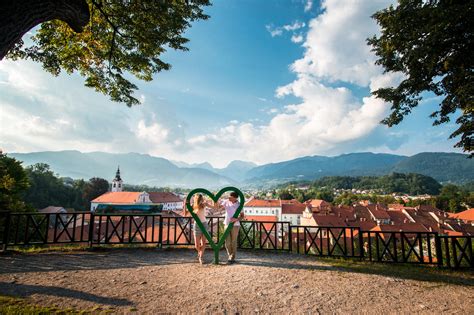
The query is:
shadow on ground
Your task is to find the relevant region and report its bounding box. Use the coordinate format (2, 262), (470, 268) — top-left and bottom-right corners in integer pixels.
(0, 282), (132, 306)
(0, 248), (472, 287)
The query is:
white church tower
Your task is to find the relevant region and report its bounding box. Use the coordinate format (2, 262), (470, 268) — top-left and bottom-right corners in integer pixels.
(111, 166), (123, 192)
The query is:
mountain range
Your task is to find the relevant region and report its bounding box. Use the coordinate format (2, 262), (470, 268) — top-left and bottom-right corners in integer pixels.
(8, 151), (474, 188)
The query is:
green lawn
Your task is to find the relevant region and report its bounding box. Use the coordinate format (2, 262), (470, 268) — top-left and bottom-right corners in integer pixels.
(0, 295), (120, 314)
(0, 295), (73, 314)
(317, 256), (474, 286)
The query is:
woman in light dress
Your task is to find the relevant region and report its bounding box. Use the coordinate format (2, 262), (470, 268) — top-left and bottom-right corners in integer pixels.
(191, 194), (214, 264)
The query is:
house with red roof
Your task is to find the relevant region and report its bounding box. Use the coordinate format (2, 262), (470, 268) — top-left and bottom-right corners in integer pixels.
(449, 208), (474, 223)
(366, 204), (391, 225)
(90, 168), (183, 213)
(281, 200), (306, 225)
(387, 203), (405, 211)
(91, 191), (183, 212)
(306, 199), (331, 211)
(243, 198), (281, 219)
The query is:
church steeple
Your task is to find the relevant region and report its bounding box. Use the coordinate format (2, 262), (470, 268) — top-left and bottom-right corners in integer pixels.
(111, 166), (123, 192)
(114, 166), (122, 181)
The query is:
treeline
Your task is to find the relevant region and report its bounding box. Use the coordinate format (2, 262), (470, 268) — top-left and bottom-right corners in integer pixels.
(0, 154), (186, 212)
(311, 173), (442, 195)
(1, 153), (110, 212)
(123, 184), (188, 194)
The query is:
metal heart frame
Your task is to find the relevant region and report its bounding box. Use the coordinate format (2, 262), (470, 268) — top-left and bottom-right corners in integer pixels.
(185, 186), (245, 264)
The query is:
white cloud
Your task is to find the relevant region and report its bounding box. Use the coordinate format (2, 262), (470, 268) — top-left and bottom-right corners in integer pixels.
(304, 0), (313, 12)
(266, 20), (306, 39)
(183, 0), (401, 165)
(268, 108), (279, 114)
(292, 0), (397, 86)
(0, 59), (189, 157)
(283, 21), (305, 31)
(291, 34), (304, 43)
(136, 120), (170, 143)
(265, 24), (283, 37)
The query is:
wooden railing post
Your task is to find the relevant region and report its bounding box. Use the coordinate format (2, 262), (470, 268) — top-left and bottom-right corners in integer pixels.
(282, 224), (293, 253)
(434, 233), (443, 267)
(88, 212), (95, 249)
(158, 214), (163, 248)
(358, 228), (364, 260)
(1, 211), (11, 252)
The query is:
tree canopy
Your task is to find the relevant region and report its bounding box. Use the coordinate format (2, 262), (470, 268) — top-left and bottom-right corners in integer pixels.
(312, 173), (442, 195)
(83, 177), (109, 210)
(0, 154), (30, 212)
(368, 0), (473, 154)
(1, 0), (210, 106)
(23, 163), (77, 209)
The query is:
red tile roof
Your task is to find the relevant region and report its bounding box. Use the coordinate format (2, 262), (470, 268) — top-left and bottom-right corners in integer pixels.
(281, 199), (303, 205)
(415, 204), (441, 212)
(244, 215), (278, 222)
(92, 192), (141, 203)
(371, 223), (428, 233)
(351, 221), (377, 231)
(367, 204), (391, 220)
(387, 210), (411, 224)
(403, 209), (451, 234)
(148, 192), (182, 203)
(387, 204), (405, 210)
(353, 206), (373, 221)
(281, 203), (306, 214)
(245, 199), (280, 207)
(458, 223), (474, 236)
(443, 230), (464, 236)
(449, 208), (474, 222)
(312, 215), (347, 227)
(331, 206), (355, 221)
(244, 215), (278, 230)
(306, 199), (331, 208)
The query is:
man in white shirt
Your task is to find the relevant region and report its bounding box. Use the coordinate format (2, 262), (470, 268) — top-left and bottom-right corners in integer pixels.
(218, 191), (242, 264)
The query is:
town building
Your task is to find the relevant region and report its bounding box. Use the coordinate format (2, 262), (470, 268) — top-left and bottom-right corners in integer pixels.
(243, 198), (306, 225)
(243, 197), (474, 236)
(90, 168), (182, 213)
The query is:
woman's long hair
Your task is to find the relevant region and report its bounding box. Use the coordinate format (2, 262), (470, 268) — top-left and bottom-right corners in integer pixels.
(193, 194), (204, 211)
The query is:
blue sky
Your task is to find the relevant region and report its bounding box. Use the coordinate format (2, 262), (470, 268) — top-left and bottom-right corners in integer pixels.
(0, 0), (462, 167)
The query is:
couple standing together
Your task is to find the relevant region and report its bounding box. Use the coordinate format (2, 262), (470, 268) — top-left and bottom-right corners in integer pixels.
(191, 192), (242, 264)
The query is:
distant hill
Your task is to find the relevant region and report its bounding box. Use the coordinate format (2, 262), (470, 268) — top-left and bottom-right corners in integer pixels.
(245, 153), (407, 182)
(172, 159), (257, 182)
(9, 151), (235, 189)
(243, 152), (473, 185)
(171, 160), (214, 172)
(392, 152), (474, 184)
(8, 151), (473, 188)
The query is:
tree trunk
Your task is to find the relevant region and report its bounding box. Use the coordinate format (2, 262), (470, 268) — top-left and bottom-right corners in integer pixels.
(0, 0), (90, 60)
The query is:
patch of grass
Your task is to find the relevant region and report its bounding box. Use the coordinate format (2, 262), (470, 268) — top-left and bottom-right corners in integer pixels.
(0, 295), (116, 314)
(0, 295), (66, 314)
(318, 256), (474, 286)
(5, 243), (161, 255)
(6, 244), (89, 254)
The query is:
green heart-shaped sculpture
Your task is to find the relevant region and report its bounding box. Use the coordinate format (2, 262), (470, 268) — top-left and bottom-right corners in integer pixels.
(185, 186), (245, 264)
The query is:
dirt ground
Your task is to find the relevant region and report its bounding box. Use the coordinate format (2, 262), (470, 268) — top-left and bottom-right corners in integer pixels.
(0, 248), (473, 314)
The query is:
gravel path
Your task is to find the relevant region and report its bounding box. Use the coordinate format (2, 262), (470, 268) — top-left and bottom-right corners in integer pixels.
(0, 248), (473, 314)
